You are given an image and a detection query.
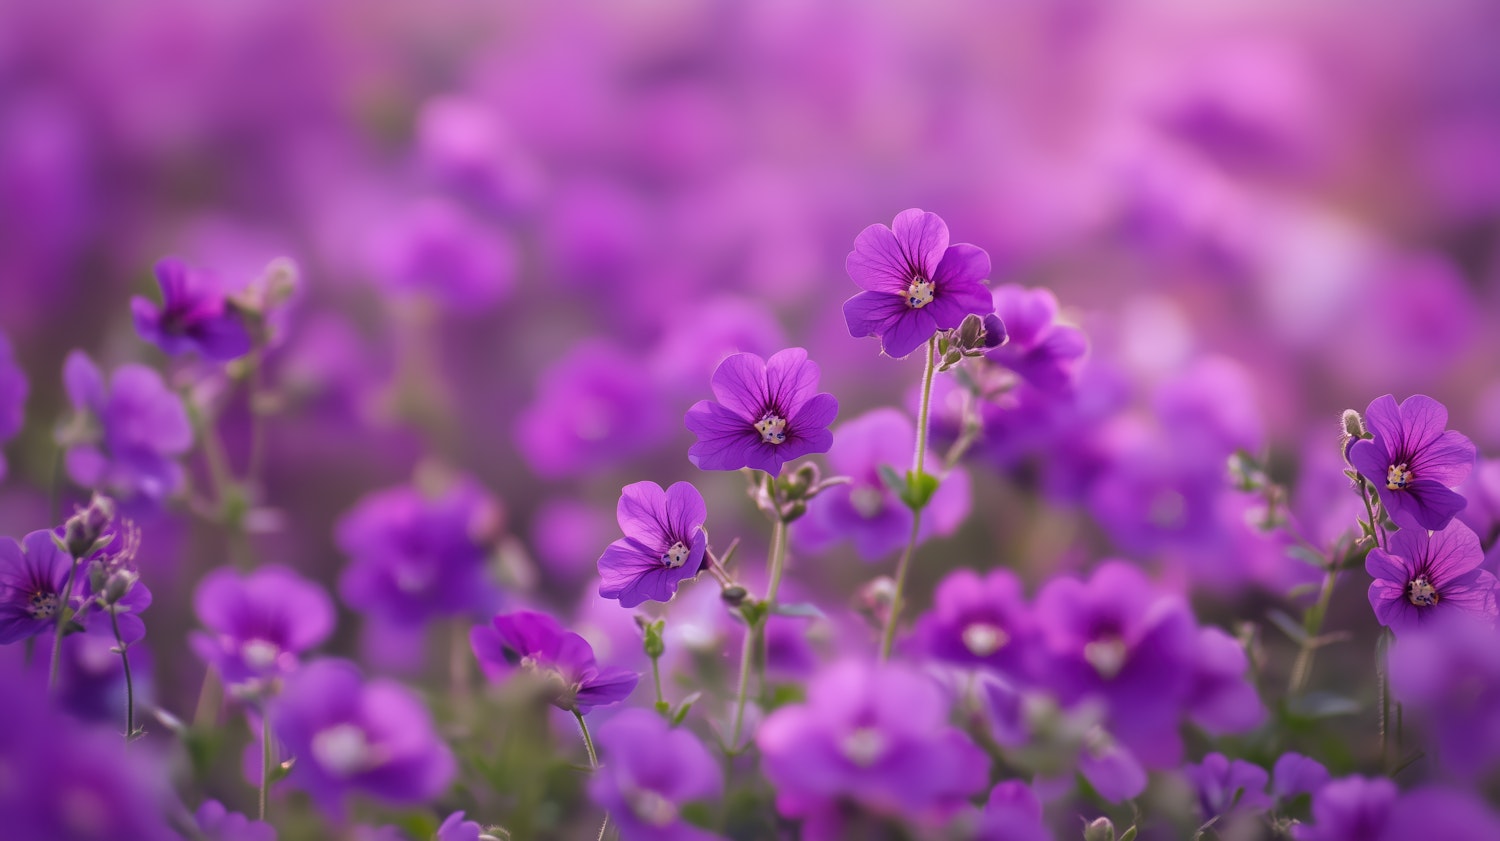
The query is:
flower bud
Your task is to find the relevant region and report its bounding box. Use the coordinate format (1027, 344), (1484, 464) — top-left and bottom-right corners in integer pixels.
(63, 493), (116, 558)
(721, 585), (748, 607)
(103, 568), (139, 606)
(1083, 817), (1116, 841)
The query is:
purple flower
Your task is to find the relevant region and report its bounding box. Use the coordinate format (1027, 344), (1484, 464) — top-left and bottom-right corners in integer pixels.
(190, 565), (335, 699)
(1185, 626), (1266, 735)
(798, 408), (970, 560)
(336, 475), (505, 626)
(0, 330), (27, 482)
(1184, 753), (1271, 821)
(843, 209), (994, 359)
(984, 285), (1087, 394)
(683, 348), (837, 477)
(0, 658), (177, 841)
(191, 800), (277, 841)
(58, 351), (192, 502)
(972, 781), (1051, 841)
(1272, 752), (1330, 801)
(1294, 777), (1396, 841)
(1349, 394), (1476, 531)
(597, 481), (707, 608)
(588, 709), (725, 841)
(1365, 521), (1497, 634)
(1033, 562), (1201, 768)
(912, 567), (1031, 679)
(370, 198), (516, 312)
(1389, 615), (1500, 779)
(131, 257), (252, 360)
(0, 529), (78, 645)
(269, 659), (455, 819)
(470, 610), (637, 712)
(757, 660), (988, 833)
(434, 811), (482, 841)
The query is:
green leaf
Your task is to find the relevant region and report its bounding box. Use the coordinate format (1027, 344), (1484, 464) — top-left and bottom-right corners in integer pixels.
(769, 601), (825, 620)
(1286, 692), (1361, 720)
(1119, 828), (1138, 841)
(671, 691), (703, 726)
(1266, 609), (1309, 645)
(877, 464), (905, 498)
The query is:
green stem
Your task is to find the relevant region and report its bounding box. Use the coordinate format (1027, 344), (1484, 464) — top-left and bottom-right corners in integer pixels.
(108, 608), (135, 741)
(728, 624), (757, 751)
(574, 710), (609, 841)
(260, 710), (272, 821)
(651, 656), (667, 713)
(48, 554), (83, 691)
(764, 518), (788, 606)
(1358, 480), (1386, 551)
(1288, 560), (1340, 695)
(879, 336), (938, 661)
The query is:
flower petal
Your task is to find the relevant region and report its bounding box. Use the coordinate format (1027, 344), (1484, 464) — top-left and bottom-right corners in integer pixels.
(765, 348), (818, 416)
(615, 481), (671, 547)
(845, 224), (912, 294)
(685, 400), (759, 472)
(707, 352), (768, 420)
(889, 208), (950, 276)
(842, 290), (906, 340)
(880, 308), (938, 359)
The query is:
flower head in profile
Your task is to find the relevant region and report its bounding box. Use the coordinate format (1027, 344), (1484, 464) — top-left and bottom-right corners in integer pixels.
(683, 348), (837, 477)
(132, 257), (253, 360)
(843, 209), (994, 359)
(598, 481), (707, 608)
(1348, 394), (1476, 531)
(470, 609), (637, 713)
(1366, 521), (1496, 635)
(588, 709), (725, 841)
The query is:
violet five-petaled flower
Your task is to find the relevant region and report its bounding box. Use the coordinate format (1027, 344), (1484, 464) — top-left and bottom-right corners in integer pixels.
(588, 708), (726, 841)
(131, 257), (253, 361)
(683, 348), (837, 477)
(470, 609), (637, 712)
(0, 529), (79, 645)
(268, 659), (455, 819)
(59, 350), (193, 501)
(597, 481), (708, 608)
(1348, 393), (1476, 531)
(843, 208), (995, 359)
(1365, 520), (1497, 634)
(190, 564), (336, 697)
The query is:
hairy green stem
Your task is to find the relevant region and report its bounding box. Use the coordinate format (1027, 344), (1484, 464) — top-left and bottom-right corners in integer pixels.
(108, 608), (135, 741)
(574, 710), (609, 841)
(879, 335), (938, 661)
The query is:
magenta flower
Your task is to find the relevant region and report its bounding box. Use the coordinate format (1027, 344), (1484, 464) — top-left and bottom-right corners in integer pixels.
(470, 609), (638, 712)
(59, 350), (193, 502)
(757, 660), (988, 834)
(1348, 394), (1476, 531)
(131, 257), (252, 360)
(683, 348), (837, 477)
(1366, 521), (1497, 634)
(269, 659), (455, 819)
(0, 330), (26, 483)
(588, 709), (726, 841)
(190, 565), (335, 698)
(597, 481), (708, 608)
(843, 209), (994, 359)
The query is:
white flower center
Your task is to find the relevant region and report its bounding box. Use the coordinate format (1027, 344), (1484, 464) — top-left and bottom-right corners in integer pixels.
(1084, 637), (1128, 679)
(629, 788), (678, 828)
(311, 724), (376, 777)
(840, 726), (887, 767)
(850, 486), (885, 518)
(962, 622), (1010, 657)
(242, 639), (282, 671)
(755, 414), (788, 444)
(1407, 575), (1439, 607)
(661, 541), (691, 568)
(905, 277), (935, 309)
(1387, 463), (1413, 491)
(26, 591), (59, 620)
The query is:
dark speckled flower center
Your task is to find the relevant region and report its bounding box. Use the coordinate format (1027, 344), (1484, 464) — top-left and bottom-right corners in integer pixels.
(27, 591), (58, 620)
(905, 277), (935, 309)
(661, 541), (690, 568)
(1407, 575), (1439, 607)
(755, 413), (788, 444)
(1386, 462), (1412, 491)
